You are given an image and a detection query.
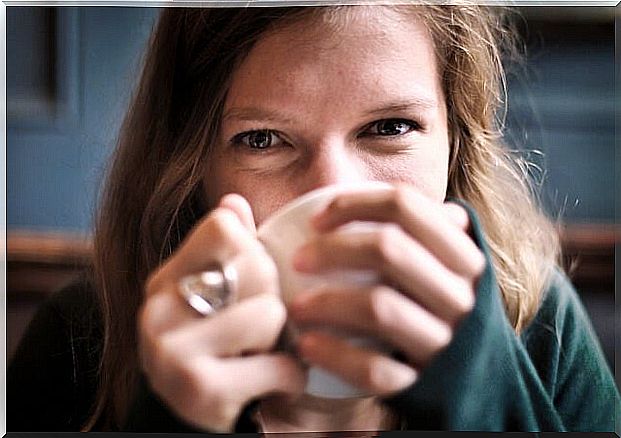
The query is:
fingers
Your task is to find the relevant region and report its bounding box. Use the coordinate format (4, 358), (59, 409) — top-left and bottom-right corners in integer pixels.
(297, 331), (417, 397)
(223, 353), (307, 403)
(140, 292), (305, 432)
(148, 352), (305, 433)
(218, 193), (257, 233)
(146, 194), (276, 303)
(137, 193), (297, 433)
(141, 242), (279, 335)
(443, 202), (470, 232)
(312, 186), (484, 279)
(146, 206), (251, 297)
(138, 285), (202, 336)
(289, 286), (452, 367)
(148, 294), (288, 358)
(294, 225), (474, 324)
(288, 186), (482, 388)
(139, 290), (302, 434)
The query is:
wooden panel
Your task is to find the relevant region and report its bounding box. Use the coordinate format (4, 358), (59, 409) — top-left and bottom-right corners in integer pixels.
(560, 223), (618, 292)
(5, 226), (617, 361)
(7, 231), (92, 360)
(6, 225), (617, 299)
(7, 230), (92, 263)
(7, 231), (92, 301)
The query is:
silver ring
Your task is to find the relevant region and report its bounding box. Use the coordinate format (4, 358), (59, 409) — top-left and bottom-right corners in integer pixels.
(178, 265), (238, 317)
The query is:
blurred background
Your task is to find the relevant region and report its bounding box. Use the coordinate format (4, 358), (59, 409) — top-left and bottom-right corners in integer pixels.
(6, 7), (619, 384)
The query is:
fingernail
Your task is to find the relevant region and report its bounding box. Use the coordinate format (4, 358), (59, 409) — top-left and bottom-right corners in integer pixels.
(292, 246), (318, 272)
(289, 293), (314, 318)
(296, 333), (319, 360)
(289, 296), (307, 312)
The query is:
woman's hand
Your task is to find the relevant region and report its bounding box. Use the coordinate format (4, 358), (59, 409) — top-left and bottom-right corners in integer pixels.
(289, 185), (486, 396)
(138, 194), (306, 432)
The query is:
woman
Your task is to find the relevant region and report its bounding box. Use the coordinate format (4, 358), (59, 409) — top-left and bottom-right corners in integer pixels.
(8, 5), (620, 433)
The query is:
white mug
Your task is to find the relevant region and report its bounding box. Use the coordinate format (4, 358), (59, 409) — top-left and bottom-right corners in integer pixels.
(257, 182), (393, 398)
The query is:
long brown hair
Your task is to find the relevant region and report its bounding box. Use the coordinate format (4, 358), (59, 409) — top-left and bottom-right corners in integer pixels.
(86, 6), (559, 430)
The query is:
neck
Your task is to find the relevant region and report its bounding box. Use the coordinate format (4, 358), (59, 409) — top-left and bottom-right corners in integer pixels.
(255, 394), (397, 433)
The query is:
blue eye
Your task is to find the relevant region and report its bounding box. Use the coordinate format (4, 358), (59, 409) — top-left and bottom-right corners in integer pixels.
(364, 119), (420, 136)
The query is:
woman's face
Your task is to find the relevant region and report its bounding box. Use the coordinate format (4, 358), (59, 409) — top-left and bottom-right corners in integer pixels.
(204, 8), (449, 224)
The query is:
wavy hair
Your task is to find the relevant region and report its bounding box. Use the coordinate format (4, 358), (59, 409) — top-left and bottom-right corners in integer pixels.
(85, 5), (559, 430)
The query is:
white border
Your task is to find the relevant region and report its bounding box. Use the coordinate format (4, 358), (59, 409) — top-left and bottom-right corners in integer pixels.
(1, 2), (618, 437)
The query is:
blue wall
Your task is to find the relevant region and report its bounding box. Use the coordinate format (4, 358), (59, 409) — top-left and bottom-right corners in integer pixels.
(7, 8), (616, 232)
(8, 7), (159, 231)
(506, 30), (615, 223)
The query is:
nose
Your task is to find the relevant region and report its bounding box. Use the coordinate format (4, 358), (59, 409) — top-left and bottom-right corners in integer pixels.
(301, 141), (369, 192)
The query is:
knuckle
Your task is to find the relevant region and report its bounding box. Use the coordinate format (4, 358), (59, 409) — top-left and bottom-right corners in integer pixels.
(444, 202), (469, 226)
(360, 356), (390, 392)
(145, 267), (176, 298)
(143, 332), (181, 383)
(172, 208), (247, 268)
(391, 186), (411, 214)
(463, 290), (476, 313)
(367, 286), (396, 328)
(456, 205), (471, 226)
(180, 358), (222, 401)
(435, 322), (453, 351)
(252, 251), (280, 291)
(153, 331), (179, 363)
(190, 368), (237, 428)
(180, 371), (236, 431)
(196, 374), (221, 402)
(147, 351), (236, 432)
(206, 209), (238, 239)
(374, 225), (401, 265)
(453, 282), (476, 316)
(328, 194), (351, 213)
(203, 397), (239, 432)
(176, 359), (200, 389)
(138, 296), (163, 337)
(256, 294), (288, 328)
(472, 249), (487, 276)
(196, 209), (245, 252)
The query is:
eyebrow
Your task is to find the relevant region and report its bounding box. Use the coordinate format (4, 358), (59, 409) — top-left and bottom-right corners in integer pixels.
(222, 97), (439, 124)
(361, 98), (439, 117)
(222, 107), (297, 124)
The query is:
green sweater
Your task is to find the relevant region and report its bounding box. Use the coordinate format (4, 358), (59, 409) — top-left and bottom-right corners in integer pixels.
(383, 207), (620, 431)
(8, 209), (620, 432)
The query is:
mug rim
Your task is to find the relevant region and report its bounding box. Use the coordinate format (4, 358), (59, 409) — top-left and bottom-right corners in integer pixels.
(257, 182), (393, 237)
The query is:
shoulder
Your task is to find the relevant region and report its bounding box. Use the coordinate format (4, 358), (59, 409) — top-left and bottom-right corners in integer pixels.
(520, 268), (617, 411)
(21, 275), (103, 350)
(521, 268), (592, 354)
(14, 274), (102, 350)
(524, 268), (593, 343)
(46, 274), (101, 318)
(8, 275), (103, 431)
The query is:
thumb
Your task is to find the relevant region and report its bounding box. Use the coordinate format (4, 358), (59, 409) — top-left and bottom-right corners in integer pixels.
(218, 193), (257, 234)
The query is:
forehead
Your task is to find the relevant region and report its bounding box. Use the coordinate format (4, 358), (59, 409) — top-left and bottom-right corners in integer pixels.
(225, 7), (442, 115)
(272, 7), (424, 49)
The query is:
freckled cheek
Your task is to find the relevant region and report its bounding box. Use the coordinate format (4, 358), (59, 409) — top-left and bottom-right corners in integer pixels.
(244, 191), (291, 225)
(365, 152), (449, 202)
(218, 179), (295, 225)
(204, 161), (299, 224)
